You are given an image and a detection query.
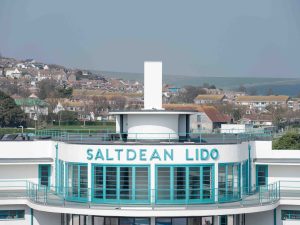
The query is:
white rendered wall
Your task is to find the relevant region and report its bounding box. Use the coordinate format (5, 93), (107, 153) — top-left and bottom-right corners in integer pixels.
(276, 205), (300, 225)
(0, 141), (54, 159)
(33, 209), (61, 225)
(0, 165), (39, 184)
(245, 209), (274, 225)
(127, 114), (179, 139)
(144, 62), (163, 110)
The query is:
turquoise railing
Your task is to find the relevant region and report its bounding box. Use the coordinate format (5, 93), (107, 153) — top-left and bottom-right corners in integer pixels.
(33, 129), (272, 144)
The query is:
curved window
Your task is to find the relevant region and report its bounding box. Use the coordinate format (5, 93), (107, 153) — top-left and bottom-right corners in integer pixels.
(66, 163), (88, 202)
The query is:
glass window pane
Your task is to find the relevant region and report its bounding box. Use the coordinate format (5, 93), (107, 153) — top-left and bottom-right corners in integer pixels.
(93, 216), (104, 225)
(119, 217), (134, 225)
(135, 218), (150, 225)
(157, 168), (170, 200)
(156, 218), (171, 225)
(189, 167), (200, 200)
(105, 217), (118, 225)
(106, 167), (117, 199)
(135, 167), (149, 200)
(174, 167), (186, 200)
(172, 218), (187, 225)
(120, 167), (132, 200)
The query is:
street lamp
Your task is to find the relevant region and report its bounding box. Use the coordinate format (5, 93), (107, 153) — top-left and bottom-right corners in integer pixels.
(18, 125), (24, 135)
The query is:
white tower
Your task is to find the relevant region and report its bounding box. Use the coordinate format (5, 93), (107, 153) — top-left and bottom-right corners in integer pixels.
(143, 61), (163, 110)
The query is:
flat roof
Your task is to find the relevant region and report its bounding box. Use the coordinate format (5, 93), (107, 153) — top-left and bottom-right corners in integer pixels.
(110, 110), (196, 115)
(254, 158), (300, 165)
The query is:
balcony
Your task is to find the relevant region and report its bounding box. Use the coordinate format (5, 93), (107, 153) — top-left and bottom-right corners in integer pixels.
(0, 180), (281, 210)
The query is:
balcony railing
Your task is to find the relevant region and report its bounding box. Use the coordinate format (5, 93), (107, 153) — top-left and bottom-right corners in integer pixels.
(0, 180), (282, 210)
(33, 129), (272, 145)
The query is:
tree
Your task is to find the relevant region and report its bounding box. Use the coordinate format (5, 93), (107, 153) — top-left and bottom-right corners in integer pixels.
(110, 96), (127, 110)
(0, 90), (26, 127)
(174, 86), (207, 103)
(59, 111), (78, 122)
(273, 132), (300, 149)
(37, 79), (73, 99)
(92, 96), (109, 114)
(232, 108), (242, 122)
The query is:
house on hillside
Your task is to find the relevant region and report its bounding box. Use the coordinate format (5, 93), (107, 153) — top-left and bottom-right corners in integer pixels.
(4, 68), (21, 79)
(194, 94), (226, 105)
(235, 95), (289, 111)
(14, 94), (48, 119)
(164, 104), (231, 133)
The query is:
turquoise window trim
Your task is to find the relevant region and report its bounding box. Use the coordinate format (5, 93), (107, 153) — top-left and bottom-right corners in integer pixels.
(38, 164), (51, 187)
(65, 162), (88, 202)
(256, 165), (268, 187)
(218, 162), (241, 202)
(91, 164), (150, 204)
(155, 164), (215, 204)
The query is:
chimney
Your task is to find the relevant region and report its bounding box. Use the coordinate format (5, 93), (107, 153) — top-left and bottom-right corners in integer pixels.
(144, 61), (163, 110)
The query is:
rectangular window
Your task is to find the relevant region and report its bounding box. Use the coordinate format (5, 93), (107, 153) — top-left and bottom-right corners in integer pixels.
(242, 160), (249, 194)
(156, 165), (214, 203)
(67, 163), (88, 201)
(39, 164), (51, 187)
(218, 163), (240, 202)
(282, 210), (300, 220)
(92, 165), (149, 203)
(0, 210), (25, 220)
(220, 215), (227, 225)
(256, 165), (268, 186)
(156, 217), (212, 225)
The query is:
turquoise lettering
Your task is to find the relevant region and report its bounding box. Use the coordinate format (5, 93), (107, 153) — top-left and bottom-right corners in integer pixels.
(210, 148), (219, 160)
(150, 149), (161, 161)
(86, 149), (93, 160)
(106, 149), (113, 160)
(140, 149), (147, 161)
(164, 149), (173, 161)
(127, 149), (137, 161)
(95, 149), (104, 160)
(186, 149), (193, 161)
(115, 149), (123, 161)
(201, 149), (209, 160)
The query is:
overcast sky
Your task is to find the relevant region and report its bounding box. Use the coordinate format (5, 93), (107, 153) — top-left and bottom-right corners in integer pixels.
(1, 0), (300, 78)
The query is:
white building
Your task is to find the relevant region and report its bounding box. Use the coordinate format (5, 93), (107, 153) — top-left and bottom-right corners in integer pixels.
(235, 95), (289, 111)
(0, 62), (299, 225)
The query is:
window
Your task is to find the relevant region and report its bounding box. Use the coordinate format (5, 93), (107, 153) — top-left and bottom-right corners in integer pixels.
(282, 210), (300, 220)
(220, 216), (227, 225)
(156, 217), (213, 225)
(39, 165), (51, 187)
(242, 160), (249, 194)
(256, 165), (268, 186)
(156, 165), (214, 203)
(218, 163), (240, 202)
(67, 163), (88, 201)
(91, 217), (150, 225)
(0, 210), (25, 220)
(92, 165), (149, 203)
(70, 215), (87, 225)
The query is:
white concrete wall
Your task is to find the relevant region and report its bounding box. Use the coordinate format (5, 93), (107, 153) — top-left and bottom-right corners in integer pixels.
(33, 209), (61, 225)
(0, 165), (39, 184)
(127, 114), (179, 139)
(245, 209), (274, 225)
(0, 141), (54, 159)
(276, 205), (300, 225)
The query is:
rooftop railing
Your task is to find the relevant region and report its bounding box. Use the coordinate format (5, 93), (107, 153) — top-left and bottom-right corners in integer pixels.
(33, 129), (272, 145)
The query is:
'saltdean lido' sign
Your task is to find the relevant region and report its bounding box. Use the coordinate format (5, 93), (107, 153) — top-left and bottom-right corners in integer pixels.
(86, 147), (219, 162)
